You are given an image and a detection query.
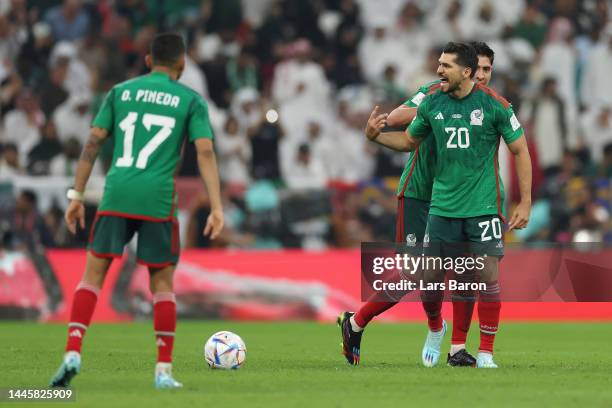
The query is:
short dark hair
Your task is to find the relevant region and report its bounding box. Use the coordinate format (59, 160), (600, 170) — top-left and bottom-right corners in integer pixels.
(469, 41), (494, 65)
(151, 33), (186, 66)
(442, 42), (478, 78)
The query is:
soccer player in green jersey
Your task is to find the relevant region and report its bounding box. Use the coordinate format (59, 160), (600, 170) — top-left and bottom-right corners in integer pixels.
(392, 42), (530, 368)
(50, 33), (224, 389)
(364, 42), (531, 368)
(339, 42), (499, 368)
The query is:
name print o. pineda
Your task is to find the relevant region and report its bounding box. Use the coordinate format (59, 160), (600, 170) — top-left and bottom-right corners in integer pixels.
(120, 89), (180, 108)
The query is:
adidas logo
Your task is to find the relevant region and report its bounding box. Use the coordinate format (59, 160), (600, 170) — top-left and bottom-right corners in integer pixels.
(435, 112), (444, 120)
(156, 338), (167, 347)
(496, 241), (504, 248)
(69, 329), (82, 338)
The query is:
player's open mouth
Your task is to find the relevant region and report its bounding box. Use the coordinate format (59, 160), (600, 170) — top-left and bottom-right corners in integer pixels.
(439, 77), (448, 84)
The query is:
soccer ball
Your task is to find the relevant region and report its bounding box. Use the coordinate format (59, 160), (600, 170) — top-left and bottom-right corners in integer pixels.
(203, 331), (247, 369)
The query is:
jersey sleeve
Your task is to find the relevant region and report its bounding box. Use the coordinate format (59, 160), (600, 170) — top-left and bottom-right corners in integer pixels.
(188, 95), (214, 142)
(403, 87), (428, 108)
(407, 97), (432, 140)
(494, 103), (523, 144)
(92, 88), (115, 131)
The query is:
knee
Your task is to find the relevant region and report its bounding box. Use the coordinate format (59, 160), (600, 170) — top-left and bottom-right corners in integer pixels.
(84, 253), (112, 285)
(149, 272), (174, 295)
(150, 279), (173, 295)
(479, 281), (501, 302)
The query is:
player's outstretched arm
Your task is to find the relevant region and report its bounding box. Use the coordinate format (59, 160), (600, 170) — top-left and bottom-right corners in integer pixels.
(365, 106), (419, 152)
(64, 127), (109, 234)
(195, 138), (224, 240)
(507, 135), (532, 231)
(386, 105), (417, 128)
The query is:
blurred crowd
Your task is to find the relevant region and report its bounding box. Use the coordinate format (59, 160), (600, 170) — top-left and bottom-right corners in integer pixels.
(1, 0), (612, 251)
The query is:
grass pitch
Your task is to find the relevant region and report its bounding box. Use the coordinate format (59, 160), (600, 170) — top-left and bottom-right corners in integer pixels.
(1, 321), (611, 407)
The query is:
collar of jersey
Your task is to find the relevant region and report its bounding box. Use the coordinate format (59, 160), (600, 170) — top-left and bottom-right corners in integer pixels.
(448, 82), (477, 101)
(149, 71), (171, 80)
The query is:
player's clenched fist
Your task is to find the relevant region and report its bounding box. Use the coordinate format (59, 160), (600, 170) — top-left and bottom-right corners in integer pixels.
(365, 106), (388, 141)
(64, 200), (85, 234)
(204, 209), (224, 240)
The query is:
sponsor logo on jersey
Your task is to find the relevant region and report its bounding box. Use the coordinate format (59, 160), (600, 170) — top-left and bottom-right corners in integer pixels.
(406, 233), (417, 246)
(434, 112), (444, 120)
(411, 92), (426, 106)
(510, 113), (521, 131)
(470, 109), (484, 126)
(451, 114), (462, 119)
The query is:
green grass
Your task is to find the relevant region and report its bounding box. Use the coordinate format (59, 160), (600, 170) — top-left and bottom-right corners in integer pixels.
(1, 321), (612, 407)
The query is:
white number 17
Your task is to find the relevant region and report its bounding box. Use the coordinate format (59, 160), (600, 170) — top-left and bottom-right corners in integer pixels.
(116, 112), (176, 169)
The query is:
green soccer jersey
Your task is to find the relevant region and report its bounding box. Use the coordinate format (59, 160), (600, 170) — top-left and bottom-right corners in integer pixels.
(408, 83), (523, 219)
(92, 71), (214, 220)
(396, 80), (440, 201)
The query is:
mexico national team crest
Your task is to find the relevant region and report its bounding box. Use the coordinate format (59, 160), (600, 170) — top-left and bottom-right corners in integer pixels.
(470, 109), (484, 126)
(406, 233), (417, 247)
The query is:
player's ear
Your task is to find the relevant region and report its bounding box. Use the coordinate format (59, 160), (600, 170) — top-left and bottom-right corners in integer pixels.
(145, 54), (152, 69)
(176, 55), (186, 79)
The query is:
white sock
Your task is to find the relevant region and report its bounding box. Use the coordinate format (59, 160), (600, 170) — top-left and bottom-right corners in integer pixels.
(155, 362), (172, 376)
(349, 316), (363, 332)
(450, 344), (465, 356)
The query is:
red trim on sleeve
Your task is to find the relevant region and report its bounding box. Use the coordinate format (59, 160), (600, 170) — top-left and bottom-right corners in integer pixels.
(477, 84), (511, 109)
(426, 83), (441, 95)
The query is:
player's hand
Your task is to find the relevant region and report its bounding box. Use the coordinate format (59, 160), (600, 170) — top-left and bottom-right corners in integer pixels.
(64, 200), (85, 234)
(508, 200), (531, 231)
(203, 209), (224, 240)
(365, 106), (388, 141)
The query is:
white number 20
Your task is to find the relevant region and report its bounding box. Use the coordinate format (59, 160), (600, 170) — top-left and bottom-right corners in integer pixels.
(478, 218), (503, 242)
(116, 112), (176, 169)
(445, 127), (470, 148)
